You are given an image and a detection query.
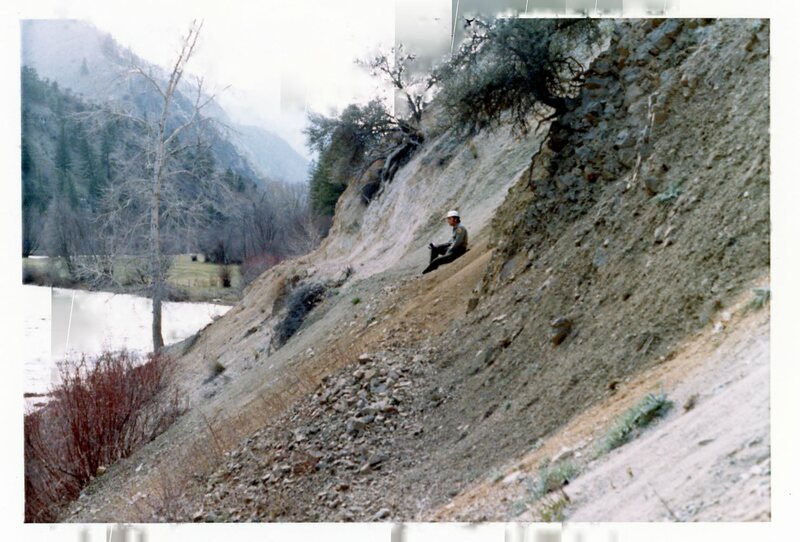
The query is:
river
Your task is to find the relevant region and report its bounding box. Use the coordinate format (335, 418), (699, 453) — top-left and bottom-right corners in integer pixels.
(23, 285), (230, 405)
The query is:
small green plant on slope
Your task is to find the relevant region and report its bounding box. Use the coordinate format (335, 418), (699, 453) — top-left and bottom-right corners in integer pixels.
(491, 469), (505, 484)
(533, 458), (579, 498)
(210, 360), (226, 378)
(749, 286), (770, 310)
(653, 180), (683, 203)
(598, 392), (673, 454)
(351, 296), (361, 305)
(509, 460), (578, 519)
(538, 489), (570, 522)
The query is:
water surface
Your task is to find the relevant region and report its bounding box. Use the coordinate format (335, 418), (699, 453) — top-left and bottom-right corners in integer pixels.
(23, 285), (230, 401)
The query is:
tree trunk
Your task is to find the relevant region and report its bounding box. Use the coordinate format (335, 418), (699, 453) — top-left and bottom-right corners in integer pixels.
(150, 142), (165, 353)
(152, 289), (163, 353)
(134, 21), (202, 353)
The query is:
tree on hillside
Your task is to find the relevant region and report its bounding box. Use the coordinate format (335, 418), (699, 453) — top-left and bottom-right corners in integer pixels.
(305, 95), (428, 215)
(305, 44), (439, 216)
(21, 135), (45, 257)
(358, 44), (434, 124)
(134, 21), (218, 351)
(305, 99), (391, 213)
(41, 121), (85, 273)
(358, 45), (433, 181)
(435, 17), (601, 135)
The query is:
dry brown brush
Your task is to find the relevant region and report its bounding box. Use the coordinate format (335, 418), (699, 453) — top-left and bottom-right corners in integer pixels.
(24, 350), (184, 522)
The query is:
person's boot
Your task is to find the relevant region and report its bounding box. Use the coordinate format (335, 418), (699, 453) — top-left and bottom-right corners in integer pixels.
(422, 259), (439, 274)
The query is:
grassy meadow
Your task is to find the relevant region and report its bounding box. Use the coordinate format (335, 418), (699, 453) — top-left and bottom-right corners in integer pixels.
(23, 254), (242, 304)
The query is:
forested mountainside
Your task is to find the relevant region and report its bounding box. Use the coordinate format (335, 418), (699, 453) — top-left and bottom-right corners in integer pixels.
(21, 23), (321, 282)
(21, 65), (269, 262)
(21, 19), (308, 184)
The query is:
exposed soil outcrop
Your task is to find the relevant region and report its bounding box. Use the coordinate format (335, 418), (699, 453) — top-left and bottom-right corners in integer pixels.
(432, 289), (769, 521)
(63, 19), (769, 523)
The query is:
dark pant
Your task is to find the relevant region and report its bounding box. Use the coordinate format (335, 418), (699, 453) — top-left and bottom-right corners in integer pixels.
(422, 245), (466, 274)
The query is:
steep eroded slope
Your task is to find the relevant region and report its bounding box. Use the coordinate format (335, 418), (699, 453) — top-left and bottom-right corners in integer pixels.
(65, 19), (769, 522)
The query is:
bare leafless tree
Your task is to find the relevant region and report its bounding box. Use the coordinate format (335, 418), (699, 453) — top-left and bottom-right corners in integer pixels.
(91, 21), (223, 352)
(144, 22), (204, 350)
(202, 179), (321, 267)
(285, 210), (325, 255)
(359, 44), (434, 124)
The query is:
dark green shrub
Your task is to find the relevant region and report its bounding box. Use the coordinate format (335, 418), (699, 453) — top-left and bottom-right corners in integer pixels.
(273, 282), (327, 347)
(598, 392), (673, 454)
(435, 18), (600, 135)
(305, 100), (392, 215)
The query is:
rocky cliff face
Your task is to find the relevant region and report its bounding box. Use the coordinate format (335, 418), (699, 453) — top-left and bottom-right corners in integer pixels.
(64, 19), (769, 523)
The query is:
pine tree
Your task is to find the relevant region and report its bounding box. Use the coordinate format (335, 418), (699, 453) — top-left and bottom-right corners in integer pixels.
(75, 126), (102, 207)
(55, 122), (78, 207)
(100, 122), (115, 185)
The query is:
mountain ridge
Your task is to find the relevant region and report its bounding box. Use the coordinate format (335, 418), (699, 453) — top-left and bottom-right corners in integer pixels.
(21, 19), (308, 184)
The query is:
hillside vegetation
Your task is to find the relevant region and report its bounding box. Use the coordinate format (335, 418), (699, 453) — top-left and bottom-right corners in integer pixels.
(58, 19), (769, 523)
(21, 20), (319, 298)
(21, 20), (309, 184)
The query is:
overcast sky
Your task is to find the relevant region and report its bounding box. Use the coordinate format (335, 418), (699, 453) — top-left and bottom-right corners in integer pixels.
(2, 0), (683, 159)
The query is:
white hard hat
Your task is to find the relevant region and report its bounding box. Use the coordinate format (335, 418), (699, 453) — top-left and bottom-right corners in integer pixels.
(446, 210), (460, 219)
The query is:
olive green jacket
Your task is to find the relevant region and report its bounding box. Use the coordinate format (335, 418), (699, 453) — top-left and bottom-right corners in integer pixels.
(444, 224), (468, 254)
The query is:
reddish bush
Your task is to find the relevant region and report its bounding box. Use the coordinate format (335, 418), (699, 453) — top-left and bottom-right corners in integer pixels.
(24, 351), (184, 522)
(240, 252), (282, 286)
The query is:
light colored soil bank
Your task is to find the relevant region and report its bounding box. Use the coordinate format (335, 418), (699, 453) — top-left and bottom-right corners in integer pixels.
(433, 288), (769, 521)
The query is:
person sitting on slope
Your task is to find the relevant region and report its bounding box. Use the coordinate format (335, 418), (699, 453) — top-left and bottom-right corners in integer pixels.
(422, 210), (468, 274)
